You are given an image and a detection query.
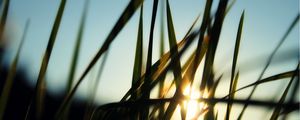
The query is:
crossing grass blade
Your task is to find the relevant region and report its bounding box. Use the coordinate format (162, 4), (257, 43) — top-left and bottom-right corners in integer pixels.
(237, 14), (300, 120)
(270, 64), (299, 120)
(0, 19), (29, 119)
(225, 11), (244, 120)
(55, 0), (144, 118)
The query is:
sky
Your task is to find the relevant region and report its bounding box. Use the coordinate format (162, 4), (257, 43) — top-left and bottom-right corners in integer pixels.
(2, 0), (299, 119)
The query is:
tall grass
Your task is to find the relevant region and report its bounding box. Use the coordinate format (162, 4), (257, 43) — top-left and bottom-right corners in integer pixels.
(0, 0), (299, 120)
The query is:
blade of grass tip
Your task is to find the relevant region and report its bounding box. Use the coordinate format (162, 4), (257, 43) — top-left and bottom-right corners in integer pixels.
(0, 19), (29, 119)
(225, 11), (244, 120)
(33, 0), (67, 119)
(63, 0), (90, 119)
(131, 3), (143, 100)
(225, 0), (237, 15)
(55, 0), (144, 118)
(270, 64), (299, 120)
(200, 0), (229, 93)
(140, 0), (158, 119)
(163, 0), (186, 119)
(126, 4), (143, 119)
(237, 14), (300, 120)
(158, 0), (165, 118)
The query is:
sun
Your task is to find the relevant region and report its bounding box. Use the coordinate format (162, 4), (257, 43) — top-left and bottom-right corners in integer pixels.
(181, 86), (208, 120)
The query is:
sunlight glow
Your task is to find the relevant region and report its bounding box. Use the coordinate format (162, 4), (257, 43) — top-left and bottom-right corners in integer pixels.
(182, 86), (208, 120)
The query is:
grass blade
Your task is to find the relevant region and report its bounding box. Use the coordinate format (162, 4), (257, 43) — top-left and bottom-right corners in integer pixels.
(237, 14), (300, 120)
(33, 0), (67, 119)
(158, 0), (165, 118)
(225, 11), (244, 120)
(63, 0), (90, 119)
(131, 4), (143, 100)
(225, 72), (239, 120)
(270, 64), (298, 120)
(127, 4), (143, 119)
(200, 0), (229, 92)
(0, 19), (29, 119)
(140, 0), (159, 119)
(55, 0), (144, 118)
(163, 0), (185, 119)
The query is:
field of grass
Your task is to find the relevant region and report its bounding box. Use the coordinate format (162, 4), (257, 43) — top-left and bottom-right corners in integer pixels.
(0, 0), (299, 120)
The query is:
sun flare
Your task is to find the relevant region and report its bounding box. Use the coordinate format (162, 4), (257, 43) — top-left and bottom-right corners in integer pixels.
(181, 86), (208, 120)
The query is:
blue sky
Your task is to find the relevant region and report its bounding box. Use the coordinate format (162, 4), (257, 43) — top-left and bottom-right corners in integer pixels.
(2, 0), (299, 119)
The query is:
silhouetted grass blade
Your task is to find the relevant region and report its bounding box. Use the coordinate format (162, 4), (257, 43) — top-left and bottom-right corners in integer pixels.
(32, 0), (67, 119)
(140, 0), (158, 119)
(225, 11), (244, 120)
(200, 0), (229, 92)
(237, 14), (300, 120)
(270, 64), (298, 120)
(0, 19), (29, 119)
(131, 1), (143, 101)
(222, 70), (295, 102)
(163, 0), (185, 119)
(55, 0), (144, 119)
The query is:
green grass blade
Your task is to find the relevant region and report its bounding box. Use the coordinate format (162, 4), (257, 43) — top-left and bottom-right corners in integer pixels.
(33, 0), (67, 119)
(225, 11), (244, 120)
(127, 4), (143, 119)
(158, 0), (165, 118)
(55, 0), (144, 118)
(270, 65), (298, 120)
(63, 0), (90, 119)
(66, 0), (89, 94)
(222, 70), (295, 99)
(225, 72), (239, 120)
(237, 14), (299, 120)
(131, 2), (143, 100)
(0, 19), (29, 119)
